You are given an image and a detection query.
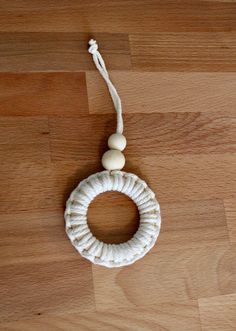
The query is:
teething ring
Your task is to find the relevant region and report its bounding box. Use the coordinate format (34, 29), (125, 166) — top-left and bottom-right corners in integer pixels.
(65, 170), (161, 268)
(65, 40), (162, 267)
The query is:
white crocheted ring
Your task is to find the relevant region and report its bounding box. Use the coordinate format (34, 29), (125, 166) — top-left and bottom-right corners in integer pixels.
(65, 170), (161, 268)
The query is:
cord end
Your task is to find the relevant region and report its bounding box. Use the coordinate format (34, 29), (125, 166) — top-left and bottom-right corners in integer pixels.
(88, 39), (98, 54)
(88, 39), (96, 46)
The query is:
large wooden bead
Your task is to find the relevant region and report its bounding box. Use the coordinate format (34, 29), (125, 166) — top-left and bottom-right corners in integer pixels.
(101, 149), (125, 170)
(108, 133), (127, 151)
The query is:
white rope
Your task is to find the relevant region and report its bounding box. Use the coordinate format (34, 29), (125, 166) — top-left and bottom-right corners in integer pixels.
(65, 170), (161, 268)
(88, 39), (123, 134)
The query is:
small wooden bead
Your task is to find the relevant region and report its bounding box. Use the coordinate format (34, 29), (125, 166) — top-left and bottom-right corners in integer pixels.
(101, 150), (125, 170)
(108, 133), (127, 151)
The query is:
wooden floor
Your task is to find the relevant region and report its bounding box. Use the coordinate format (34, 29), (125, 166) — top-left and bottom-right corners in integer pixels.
(0, 1), (236, 330)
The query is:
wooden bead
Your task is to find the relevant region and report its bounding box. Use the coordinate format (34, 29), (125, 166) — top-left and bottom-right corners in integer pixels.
(101, 150), (125, 170)
(108, 133), (127, 151)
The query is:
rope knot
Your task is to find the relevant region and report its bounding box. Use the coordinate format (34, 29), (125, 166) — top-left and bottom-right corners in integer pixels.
(88, 39), (98, 54)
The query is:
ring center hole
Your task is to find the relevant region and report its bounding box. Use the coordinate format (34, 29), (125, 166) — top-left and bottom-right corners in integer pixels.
(87, 191), (139, 244)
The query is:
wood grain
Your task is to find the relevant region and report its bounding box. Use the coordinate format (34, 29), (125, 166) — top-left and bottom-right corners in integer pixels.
(0, 210), (95, 322)
(0, 160), (99, 213)
(0, 154), (235, 213)
(0, 305), (202, 331)
(87, 72), (236, 114)
(224, 198), (236, 244)
(0, 0), (236, 329)
(130, 33), (236, 71)
(49, 112), (236, 160)
(88, 197), (229, 247)
(159, 199), (229, 250)
(88, 191), (139, 244)
(92, 245), (236, 309)
(0, 33), (130, 71)
(127, 154), (236, 203)
(0, 116), (50, 163)
(0, 259), (94, 322)
(0, 73), (88, 116)
(0, 210), (77, 266)
(0, 1), (235, 33)
(199, 293), (236, 331)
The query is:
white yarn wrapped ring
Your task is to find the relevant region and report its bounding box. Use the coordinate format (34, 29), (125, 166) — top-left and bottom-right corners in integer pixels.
(65, 170), (161, 267)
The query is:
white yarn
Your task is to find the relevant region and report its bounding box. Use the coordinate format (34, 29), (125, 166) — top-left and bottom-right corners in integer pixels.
(65, 171), (161, 268)
(88, 39), (123, 134)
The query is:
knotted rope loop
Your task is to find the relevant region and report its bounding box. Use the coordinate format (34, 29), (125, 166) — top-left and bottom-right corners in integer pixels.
(88, 39), (123, 134)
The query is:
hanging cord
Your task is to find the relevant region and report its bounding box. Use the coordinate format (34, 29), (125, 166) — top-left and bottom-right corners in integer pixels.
(88, 39), (123, 134)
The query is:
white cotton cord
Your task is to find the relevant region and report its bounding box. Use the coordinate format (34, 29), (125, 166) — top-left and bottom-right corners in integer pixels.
(88, 39), (123, 134)
(65, 170), (161, 268)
